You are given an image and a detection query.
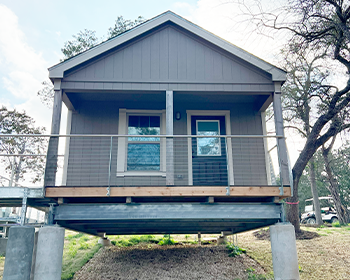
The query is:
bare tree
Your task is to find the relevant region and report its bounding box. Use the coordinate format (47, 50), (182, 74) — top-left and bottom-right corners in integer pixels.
(0, 107), (47, 186)
(322, 134), (350, 224)
(237, 0), (350, 231)
(38, 16), (145, 108)
(281, 45), (332, 225)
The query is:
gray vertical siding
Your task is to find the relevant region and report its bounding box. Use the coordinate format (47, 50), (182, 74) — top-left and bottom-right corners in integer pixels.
(64, 26), (272, 86)
(230, 106), (268, 185)
(66, 98), (267, 186)
(66, 101), (118, 186)
(66, 99), (166, 187)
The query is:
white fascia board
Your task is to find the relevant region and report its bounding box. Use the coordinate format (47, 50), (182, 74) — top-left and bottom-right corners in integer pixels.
(49, 11), (286, 82)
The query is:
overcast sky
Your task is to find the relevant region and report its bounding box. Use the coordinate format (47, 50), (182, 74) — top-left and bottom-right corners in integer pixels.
(1, 0), (310, 164)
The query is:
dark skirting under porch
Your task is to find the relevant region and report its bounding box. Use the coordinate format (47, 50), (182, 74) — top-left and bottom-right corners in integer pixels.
(53, 202), (282, 235)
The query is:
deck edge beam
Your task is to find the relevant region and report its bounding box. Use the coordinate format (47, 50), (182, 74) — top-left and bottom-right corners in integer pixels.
(45, 186), (291, 198)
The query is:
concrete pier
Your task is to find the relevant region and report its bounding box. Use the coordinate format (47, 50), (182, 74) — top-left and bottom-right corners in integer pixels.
(3, 226), (35, 280)
(98, 237), (112, 246)
(270, 223), (300, 280)
(33, 226), (65, 280)
(30, 230), (39, 280)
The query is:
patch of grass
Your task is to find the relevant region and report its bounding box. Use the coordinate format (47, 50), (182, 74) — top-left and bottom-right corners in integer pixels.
(158, 237), (176, 246)
(110, 235), (161, 247)
(184, 240), (198, 244)
(246, 267), (272, 280)
(240, 226), (350, 279)
(61, 231), (101, 280)
(226, 243), (246, 257)
(0, 256), (4, 279)
(65, 232), (84, 240)
(332, 221), (341, 227)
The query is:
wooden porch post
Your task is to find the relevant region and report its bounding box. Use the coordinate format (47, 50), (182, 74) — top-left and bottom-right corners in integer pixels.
(44, 79), (63, 187)
(166, 90), (174, 185)
(273, 82), (290, 186)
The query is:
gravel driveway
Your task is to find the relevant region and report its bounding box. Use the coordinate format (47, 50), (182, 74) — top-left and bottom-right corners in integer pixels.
(73, 244), (265, 280)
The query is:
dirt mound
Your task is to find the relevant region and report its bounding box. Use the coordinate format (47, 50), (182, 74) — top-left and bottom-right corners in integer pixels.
(73, 245), (266, 280)
(253, 228), (320, 240)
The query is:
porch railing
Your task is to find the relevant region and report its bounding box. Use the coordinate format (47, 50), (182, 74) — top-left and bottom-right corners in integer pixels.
(0, 134), (292, 196)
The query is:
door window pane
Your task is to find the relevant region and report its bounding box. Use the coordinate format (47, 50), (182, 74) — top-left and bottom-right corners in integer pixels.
(197, 121), (221, 156)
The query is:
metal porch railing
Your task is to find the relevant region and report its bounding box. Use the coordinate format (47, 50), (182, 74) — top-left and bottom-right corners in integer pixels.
(0, 134), (292, 194)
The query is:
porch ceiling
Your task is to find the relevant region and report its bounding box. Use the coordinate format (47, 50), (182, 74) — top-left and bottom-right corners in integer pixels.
(54, 202), (282, 235)
(64, 91), (270, 111)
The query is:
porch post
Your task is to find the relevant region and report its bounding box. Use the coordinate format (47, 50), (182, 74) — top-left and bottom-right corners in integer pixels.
(166, 90), (174, 185)
(44, 79), (63, 187)
(273, 82), (290, 186)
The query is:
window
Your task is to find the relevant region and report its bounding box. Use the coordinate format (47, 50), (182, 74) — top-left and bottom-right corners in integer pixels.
(117, 109), (165, 177)
(196, 120), (221, 156)
(127, 116), (161, 171)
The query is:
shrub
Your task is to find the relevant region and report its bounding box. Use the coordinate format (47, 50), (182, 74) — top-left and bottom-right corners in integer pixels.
(226, 243), (246, 257)
(158, 237), (175, 246)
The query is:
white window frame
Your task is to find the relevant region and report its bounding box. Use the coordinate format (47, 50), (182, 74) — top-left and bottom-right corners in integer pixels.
(117, 109), (166, 177)
(196, 120), (221, 156)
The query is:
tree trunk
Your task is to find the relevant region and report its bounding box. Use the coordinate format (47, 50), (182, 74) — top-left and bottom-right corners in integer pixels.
(309, 157), (323, 225)
(322, 147), (350, 225)
(286, 171), (301, 233)
(14, 144), (25, 187)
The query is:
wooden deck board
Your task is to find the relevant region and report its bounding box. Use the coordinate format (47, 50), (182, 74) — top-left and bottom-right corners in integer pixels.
(45, 186), (291, 198)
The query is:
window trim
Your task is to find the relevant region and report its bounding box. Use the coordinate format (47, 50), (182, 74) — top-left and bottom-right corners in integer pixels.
(117, 109), (166, 177)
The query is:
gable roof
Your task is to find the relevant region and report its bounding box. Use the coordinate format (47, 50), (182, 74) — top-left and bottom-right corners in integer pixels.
(49, 11), (286, 82)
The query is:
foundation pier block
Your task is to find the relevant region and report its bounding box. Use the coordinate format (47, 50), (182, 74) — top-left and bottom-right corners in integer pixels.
(33, 226), (65, 280)
(98, 237), (112, 246)
(270, 223), (300, 280)
(3, 226), (35, 280)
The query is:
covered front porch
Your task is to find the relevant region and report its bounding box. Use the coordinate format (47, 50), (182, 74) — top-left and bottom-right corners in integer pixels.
(44, 87), (291, 201)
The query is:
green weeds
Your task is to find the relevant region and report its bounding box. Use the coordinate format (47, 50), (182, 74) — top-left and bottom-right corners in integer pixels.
(110, 235), (160, 247)
(226, 243), (246, 257)
(158, 237), (176, 246)
(246, 267), (272, 280)
(332, 221), (341, 227)
(61, 232), (101, 280)
(65, 232), (84, 240)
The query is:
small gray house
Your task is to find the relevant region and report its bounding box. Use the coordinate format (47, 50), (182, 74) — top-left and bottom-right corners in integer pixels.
(44, 11), (291, 236)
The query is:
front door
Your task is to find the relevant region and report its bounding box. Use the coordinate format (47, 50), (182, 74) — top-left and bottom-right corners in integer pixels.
(191, 116), (228, 186)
